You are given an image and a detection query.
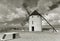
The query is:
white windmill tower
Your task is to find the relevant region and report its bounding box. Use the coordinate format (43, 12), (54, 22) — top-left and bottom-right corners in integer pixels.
(29, 10), (42, 31)
(22, 0), (60, 32)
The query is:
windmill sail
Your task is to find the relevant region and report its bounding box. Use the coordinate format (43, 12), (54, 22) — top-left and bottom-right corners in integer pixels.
(39, 13), (57, 32)
(23, 3), (57, 32)
(23, 3), (30, 15)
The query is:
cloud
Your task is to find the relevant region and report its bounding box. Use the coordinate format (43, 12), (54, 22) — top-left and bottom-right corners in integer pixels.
(0, 3), (27, 22)
(43, 12), (60, 25)
(45, 13), (60, 20)
(6, 8), (27, 21)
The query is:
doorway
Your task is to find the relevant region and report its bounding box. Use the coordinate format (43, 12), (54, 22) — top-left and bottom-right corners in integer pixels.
(13, 34), (16, 39)
(32, 26), (34, 31)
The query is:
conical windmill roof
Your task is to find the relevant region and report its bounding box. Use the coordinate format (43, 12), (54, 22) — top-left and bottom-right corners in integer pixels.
(30, 10), (41, 16)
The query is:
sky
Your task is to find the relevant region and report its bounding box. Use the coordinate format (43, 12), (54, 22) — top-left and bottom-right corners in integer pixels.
(42, 6), (60, 25)
(0, 0), (60, 27)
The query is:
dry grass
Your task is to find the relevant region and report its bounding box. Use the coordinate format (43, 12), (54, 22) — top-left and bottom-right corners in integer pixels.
(18, 31), (60, 41)
(0, 30), (60, 41)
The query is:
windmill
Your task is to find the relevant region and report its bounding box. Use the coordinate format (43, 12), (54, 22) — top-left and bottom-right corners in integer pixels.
(22, 1), (60, 32)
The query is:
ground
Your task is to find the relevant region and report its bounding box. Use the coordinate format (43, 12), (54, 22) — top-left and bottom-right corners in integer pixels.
(19, 31), (60, 41)
(0, 31), (60, 41)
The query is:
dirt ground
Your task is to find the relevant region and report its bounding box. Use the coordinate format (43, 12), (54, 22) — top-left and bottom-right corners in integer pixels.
(0, 31), (60, 41)
(19, 31), (60, 41)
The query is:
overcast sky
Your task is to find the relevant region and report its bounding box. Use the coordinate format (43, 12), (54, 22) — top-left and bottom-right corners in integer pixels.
(0, 0), (60, 26)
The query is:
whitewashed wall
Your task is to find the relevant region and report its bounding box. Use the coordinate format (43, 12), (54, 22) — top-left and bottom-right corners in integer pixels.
(29, 15), (42, 31)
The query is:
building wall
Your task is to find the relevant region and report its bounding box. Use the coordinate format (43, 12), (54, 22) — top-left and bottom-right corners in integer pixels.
(29, 15), (42, 31)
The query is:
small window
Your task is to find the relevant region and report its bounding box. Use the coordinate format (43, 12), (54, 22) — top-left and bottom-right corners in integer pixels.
(32, 21), (33, 24)
(37, 15), (39, 17)
(32, 16), (33, 18)
(2, 34), (6, 39)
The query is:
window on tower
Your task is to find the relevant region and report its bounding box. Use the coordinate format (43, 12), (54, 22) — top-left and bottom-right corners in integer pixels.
(32, 16), (33, 18)
(32, 21), (33, 24)
(37, 15), (39, 17)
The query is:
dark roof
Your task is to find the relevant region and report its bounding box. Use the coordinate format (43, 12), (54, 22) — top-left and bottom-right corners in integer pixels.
(30, 10), (41, 16)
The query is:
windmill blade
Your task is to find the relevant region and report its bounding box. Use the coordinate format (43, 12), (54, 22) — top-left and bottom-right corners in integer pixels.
(23, 3), (30, 15)
(39, 13), (57, 32)
(22, 2), (58, 32)
(22, 3), (32, 22)
(40, 1), (60, 32)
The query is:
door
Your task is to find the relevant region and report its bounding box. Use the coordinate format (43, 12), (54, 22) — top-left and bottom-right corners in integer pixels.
(13, 34), (16, 39)
(32, 26), (34, 31)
